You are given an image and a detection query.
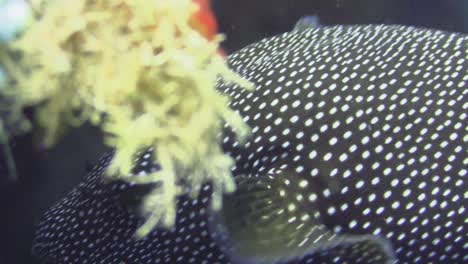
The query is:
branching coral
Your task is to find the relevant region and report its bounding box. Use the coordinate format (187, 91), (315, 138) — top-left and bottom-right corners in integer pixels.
(0, 0), (253, 237)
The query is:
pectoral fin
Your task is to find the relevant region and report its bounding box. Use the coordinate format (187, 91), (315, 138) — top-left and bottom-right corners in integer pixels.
(211, 166), (395, 264)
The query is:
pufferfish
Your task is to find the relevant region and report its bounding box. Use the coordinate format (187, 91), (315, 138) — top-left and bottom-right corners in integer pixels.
(32, 23), (467, 264)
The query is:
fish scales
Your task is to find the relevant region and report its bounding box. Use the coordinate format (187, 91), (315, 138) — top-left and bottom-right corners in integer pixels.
(33, 25), (467, 264)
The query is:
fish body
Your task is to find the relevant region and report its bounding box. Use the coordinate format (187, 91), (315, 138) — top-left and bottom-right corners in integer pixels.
(33, 24), (467, 264)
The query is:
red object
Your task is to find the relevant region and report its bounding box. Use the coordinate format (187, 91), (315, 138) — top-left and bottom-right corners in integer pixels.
(190, 0), (226, 58)
(190, 0), (218, 40)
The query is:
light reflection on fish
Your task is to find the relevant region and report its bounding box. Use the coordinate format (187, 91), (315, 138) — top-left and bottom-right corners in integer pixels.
(32, 24), (467, 264)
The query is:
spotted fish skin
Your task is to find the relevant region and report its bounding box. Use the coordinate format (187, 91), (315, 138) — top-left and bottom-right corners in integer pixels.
(32, 25), (467, 264)
(218, 24), (467, 263)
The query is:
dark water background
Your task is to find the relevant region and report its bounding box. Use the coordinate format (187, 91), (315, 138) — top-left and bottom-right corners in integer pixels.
(0, 0), (466, 263)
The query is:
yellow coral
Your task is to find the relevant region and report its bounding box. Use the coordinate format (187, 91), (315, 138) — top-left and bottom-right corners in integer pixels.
(0, 0), (254, 237)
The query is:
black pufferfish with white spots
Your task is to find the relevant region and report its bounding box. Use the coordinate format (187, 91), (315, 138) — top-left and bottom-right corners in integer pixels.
(32, 23), (467, 264)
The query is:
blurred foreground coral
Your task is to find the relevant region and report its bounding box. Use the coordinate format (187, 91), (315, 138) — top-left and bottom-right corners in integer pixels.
(0, 0), (253, 237)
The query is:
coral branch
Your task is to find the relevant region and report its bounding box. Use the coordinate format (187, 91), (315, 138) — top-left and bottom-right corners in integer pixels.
(0, 0), (254, 235)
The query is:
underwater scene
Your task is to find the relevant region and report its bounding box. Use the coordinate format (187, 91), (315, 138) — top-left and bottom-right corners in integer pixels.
(0, 0), (466, 263)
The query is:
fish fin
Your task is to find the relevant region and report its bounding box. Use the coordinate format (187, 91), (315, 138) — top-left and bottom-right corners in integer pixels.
(211, 167), (395, 264)
(294, 15), (321, 31)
